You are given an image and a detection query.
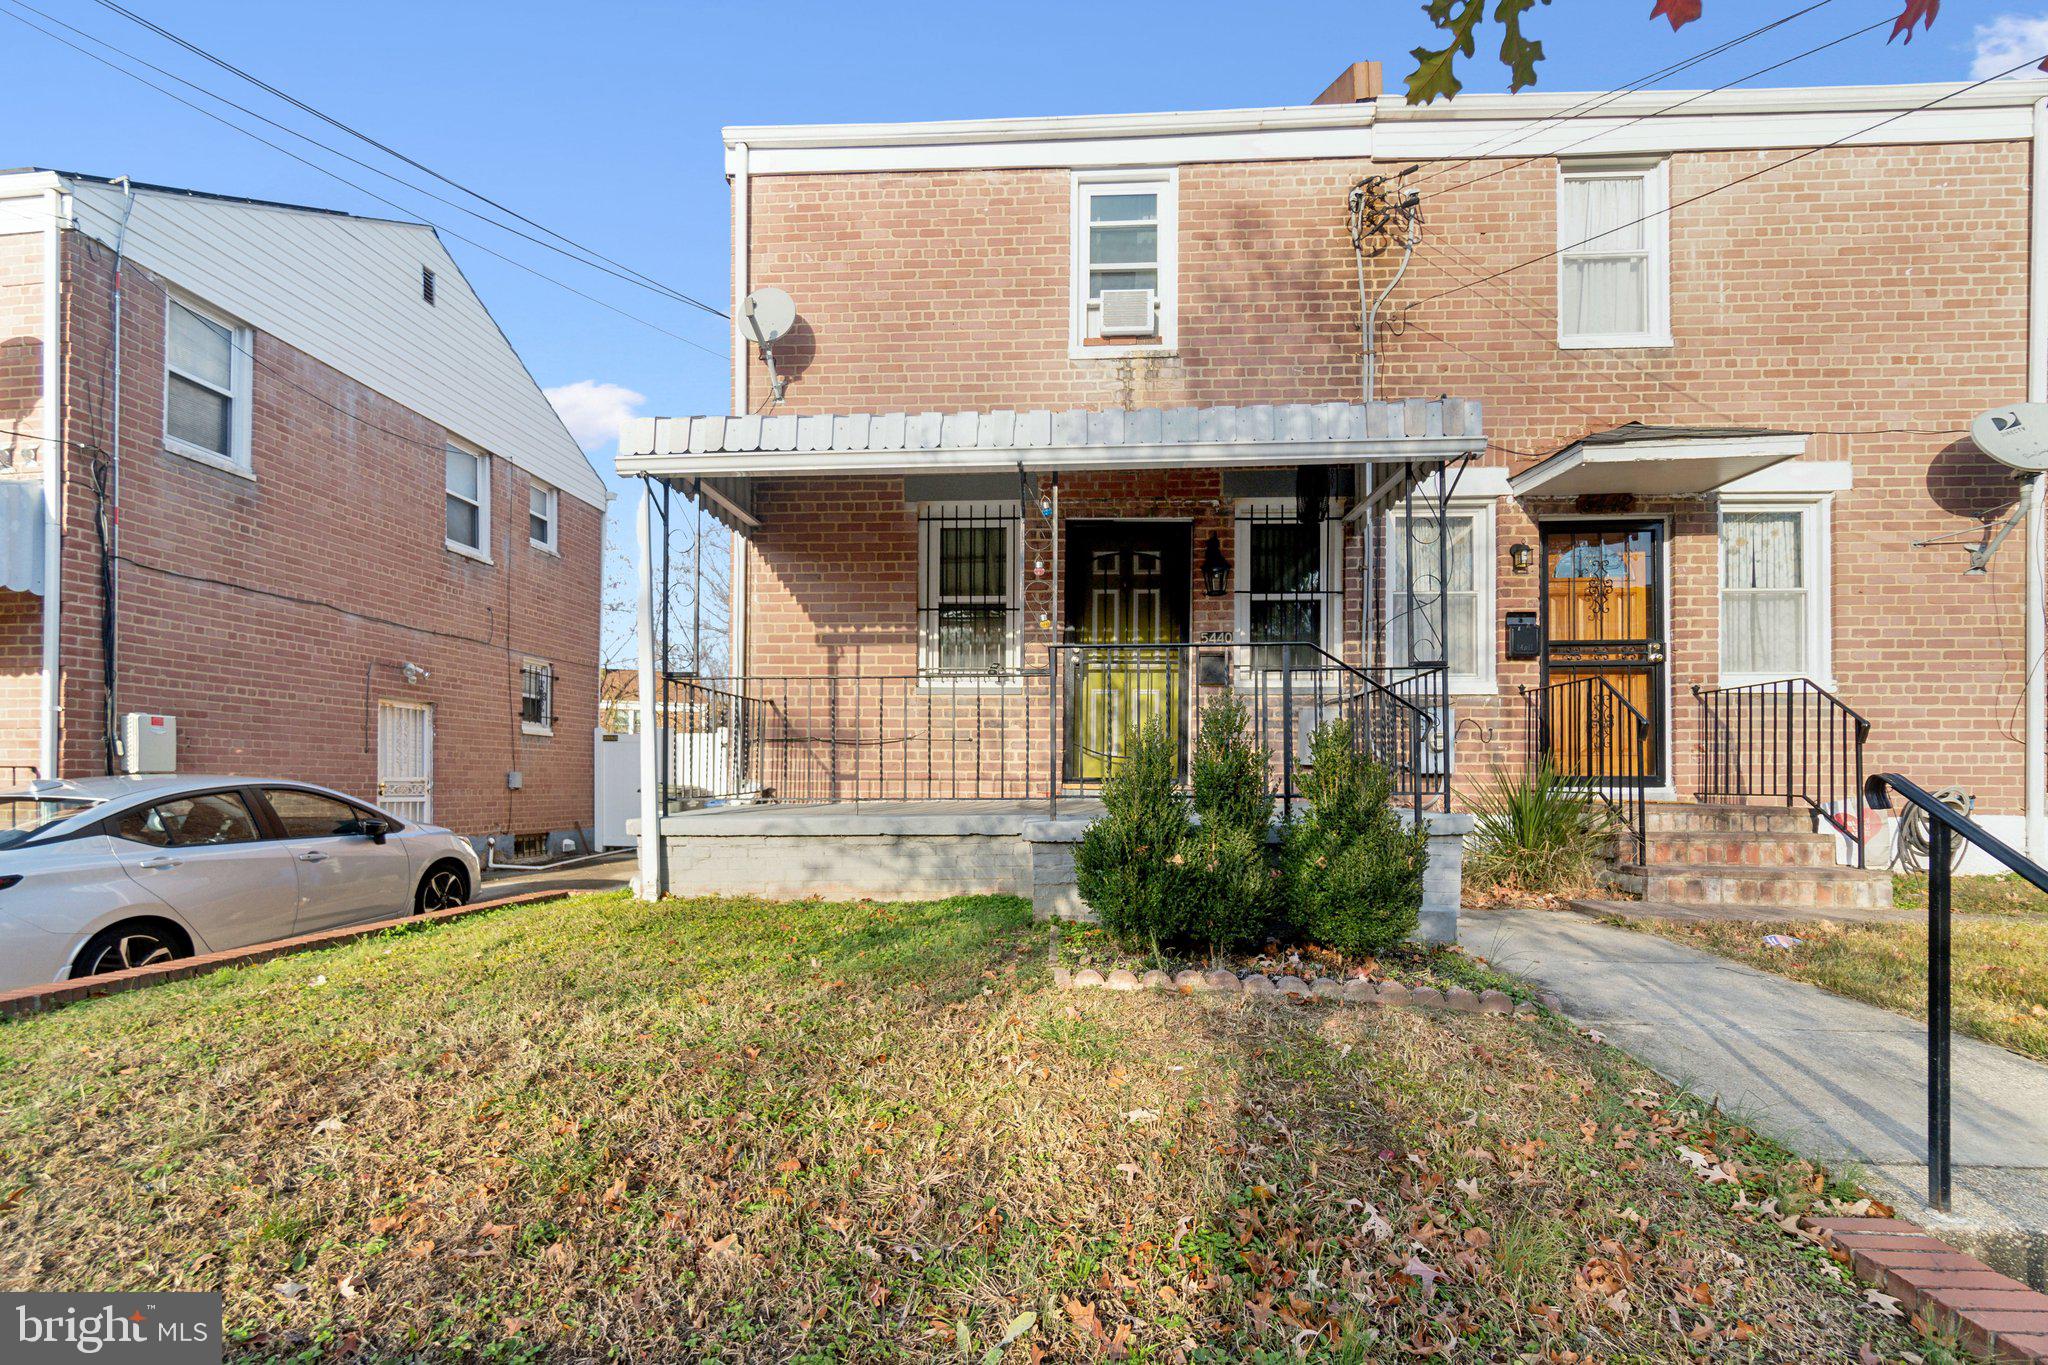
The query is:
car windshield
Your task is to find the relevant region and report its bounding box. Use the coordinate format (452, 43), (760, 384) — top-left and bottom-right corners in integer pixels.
(0, 796), (99, 849)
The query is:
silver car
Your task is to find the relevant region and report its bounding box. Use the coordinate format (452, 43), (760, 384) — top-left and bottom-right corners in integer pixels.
(0, 775), (480, 993)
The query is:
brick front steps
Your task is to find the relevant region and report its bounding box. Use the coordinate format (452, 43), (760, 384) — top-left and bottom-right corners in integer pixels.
(1805, 1216), (2048, 1361)
(1601, 802), (1893, 915)
(0, 890), (567, 1020)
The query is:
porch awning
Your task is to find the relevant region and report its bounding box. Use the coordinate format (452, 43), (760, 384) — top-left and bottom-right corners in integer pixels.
(617, 400), (1483, 483)
(1507, 423), (1807, 499)
(0, 478), (42, 595)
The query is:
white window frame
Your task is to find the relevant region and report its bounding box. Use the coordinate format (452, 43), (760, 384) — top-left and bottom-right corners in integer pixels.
(1717, 494), (1832, 689)
(1233, 498), (1344, 665)
(528, 480), (559, 554)
(916, 500), (1023, 685)
(1556, 158), (1671, 351)
(445, 441), (491, 562)
(520, 658), (554, 736)
(162, 292), (254, 477)
(1383, 499), (1497, 696)
(1069, 168), (1178, 359)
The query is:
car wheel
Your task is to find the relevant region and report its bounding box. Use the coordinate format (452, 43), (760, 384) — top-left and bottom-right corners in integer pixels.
(72, 920), (191, 978)
(415, 862), (469, 914)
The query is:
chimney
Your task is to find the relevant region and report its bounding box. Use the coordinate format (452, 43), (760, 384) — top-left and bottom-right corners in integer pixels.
(1312, 61), (1383, 105)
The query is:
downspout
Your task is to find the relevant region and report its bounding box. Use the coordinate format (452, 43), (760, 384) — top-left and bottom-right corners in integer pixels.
(37, 185), (64, 779)
(102, 177), (137, 773)
(2026, 98), (2047, 857)
(728, 139), (751, 678)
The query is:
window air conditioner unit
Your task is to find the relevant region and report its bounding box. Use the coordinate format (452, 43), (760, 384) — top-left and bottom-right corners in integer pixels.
(1098, 288), (1155, 337)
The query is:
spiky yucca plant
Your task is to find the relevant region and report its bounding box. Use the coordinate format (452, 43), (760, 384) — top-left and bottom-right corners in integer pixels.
(1465, 762), (1616, 896)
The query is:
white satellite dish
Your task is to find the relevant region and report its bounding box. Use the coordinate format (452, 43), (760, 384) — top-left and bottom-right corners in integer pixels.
(1971, 403), (2048, 474)
(739, 287), (796, 347)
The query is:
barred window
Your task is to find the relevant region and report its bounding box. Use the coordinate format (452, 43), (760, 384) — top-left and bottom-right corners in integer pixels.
(917, 502), (1021, 678)
(520, 660), (553, 735)
(1234, 500), (1341, 670)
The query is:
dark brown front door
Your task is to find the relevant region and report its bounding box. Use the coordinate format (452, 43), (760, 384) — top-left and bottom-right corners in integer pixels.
(1063, 522), (1192, 782)
(1540, 521), (1664, 785)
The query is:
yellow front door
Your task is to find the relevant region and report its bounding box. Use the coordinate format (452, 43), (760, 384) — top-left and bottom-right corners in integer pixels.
(1540, 522), (1663, 785)
(1065, 524), (1190, 782)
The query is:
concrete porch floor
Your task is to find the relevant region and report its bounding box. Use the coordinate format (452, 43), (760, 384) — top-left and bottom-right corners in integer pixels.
(656, 798), (1102, 838)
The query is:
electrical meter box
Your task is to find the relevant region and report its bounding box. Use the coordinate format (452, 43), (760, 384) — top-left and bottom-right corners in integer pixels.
(122, 712), (177, 774)
(1505, 613), (1541, 661)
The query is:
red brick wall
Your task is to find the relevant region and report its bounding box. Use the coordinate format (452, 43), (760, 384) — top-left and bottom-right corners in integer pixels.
(0, 590), (37, 775)
(736, 139), (2037, 813)
(0, 230), (43, 472)
(42, 231), (600, 839)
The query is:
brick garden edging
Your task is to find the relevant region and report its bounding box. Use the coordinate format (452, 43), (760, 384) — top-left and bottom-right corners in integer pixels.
(0, 890), (568, 1021)
(1801, 1217), (2048, 1362)
(1051, 963), (1562, 1018)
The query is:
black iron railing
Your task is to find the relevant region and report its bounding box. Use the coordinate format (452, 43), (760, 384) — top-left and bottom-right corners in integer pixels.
(1693, 679), (1870, 868)
(1864, 772), (2048, 1212)
(1520, 676), (1653, 865)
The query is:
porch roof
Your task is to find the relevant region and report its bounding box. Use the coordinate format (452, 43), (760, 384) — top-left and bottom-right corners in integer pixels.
(616, 400), (1483, 484)
(1507, 423), (1808, 499)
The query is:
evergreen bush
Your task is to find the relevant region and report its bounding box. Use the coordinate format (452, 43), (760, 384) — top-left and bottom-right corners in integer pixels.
(1071, 719), (1194, 955)
(1183, 695), (1277, 952)
(1279, 718), (1428, 956)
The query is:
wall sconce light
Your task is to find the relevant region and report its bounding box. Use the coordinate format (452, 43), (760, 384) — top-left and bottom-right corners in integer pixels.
(1508, 542), (1534, 575)
(1202, 534), (1231, 597)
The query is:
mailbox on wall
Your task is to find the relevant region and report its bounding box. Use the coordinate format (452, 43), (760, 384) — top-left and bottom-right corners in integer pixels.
(1505, 612), (1541, 660)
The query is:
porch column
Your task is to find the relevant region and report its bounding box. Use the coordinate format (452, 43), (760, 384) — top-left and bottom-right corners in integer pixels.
(635, 480), (665, 899)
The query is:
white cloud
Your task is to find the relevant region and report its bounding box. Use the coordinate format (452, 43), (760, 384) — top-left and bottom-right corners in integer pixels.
(1971, 13), (2048, 79)
(545, 380), (646, 451)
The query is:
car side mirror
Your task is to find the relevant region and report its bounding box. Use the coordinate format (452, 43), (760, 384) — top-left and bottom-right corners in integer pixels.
(358, 818), (390, 845)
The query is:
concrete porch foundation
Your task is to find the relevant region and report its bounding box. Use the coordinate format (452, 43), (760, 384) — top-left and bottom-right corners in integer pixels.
(649, 800), (1470, 944)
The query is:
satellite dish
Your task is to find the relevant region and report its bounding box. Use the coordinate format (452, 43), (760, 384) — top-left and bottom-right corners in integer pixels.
(1971, 403), (2048, 473)
(739, 287), (796, 347)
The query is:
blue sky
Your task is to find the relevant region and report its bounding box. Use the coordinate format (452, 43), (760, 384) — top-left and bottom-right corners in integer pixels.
(8, 0), (2045, 645)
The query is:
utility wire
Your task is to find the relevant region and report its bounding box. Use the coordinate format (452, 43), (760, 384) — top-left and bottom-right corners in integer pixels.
(0, 0), (728, 361)
(88, 0), (726, 319)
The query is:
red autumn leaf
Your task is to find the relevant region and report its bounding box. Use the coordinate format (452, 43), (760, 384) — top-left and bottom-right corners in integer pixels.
(1888, 0), (1938, 44)
(1649, 0), (1702, 30)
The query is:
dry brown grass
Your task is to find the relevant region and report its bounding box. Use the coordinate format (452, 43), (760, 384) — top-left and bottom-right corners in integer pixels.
(0, 891), (1958, 1362)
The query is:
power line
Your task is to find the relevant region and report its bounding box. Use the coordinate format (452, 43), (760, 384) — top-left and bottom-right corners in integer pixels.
(88, 0), (726, 320)
(0, 0), (729, 362)
(1418, 55), (2048, 310)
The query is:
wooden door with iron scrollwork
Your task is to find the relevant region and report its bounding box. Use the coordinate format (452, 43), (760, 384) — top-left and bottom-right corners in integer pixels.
(1540, 521), (1664, 785)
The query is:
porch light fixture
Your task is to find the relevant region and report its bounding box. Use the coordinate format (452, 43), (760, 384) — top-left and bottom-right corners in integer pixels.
(1509, 542), (1534, 575)
(1202, 534), (1231, 597)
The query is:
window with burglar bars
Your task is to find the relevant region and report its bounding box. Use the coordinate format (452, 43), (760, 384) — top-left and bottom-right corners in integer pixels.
(1233, 500), (1343, 669)
(918, 502), (1022, 678)
(520, 660), (553, 735)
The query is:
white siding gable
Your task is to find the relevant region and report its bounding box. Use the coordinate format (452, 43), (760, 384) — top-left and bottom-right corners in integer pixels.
(52, 176), (605, 508)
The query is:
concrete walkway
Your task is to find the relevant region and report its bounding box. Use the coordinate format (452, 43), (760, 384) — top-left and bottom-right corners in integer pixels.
(1462, 906), (2048, 1284)
(480, 852), (635, 901)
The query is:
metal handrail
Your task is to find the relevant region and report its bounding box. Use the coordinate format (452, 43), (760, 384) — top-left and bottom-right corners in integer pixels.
(1863, 772), (2048, 1212)
(1520, 675), (1653, 865)
(1693, 678), (1871, 867)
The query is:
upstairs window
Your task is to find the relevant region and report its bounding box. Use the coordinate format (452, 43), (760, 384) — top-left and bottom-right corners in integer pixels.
(521, 659), (554, 735)
(1071, 170), (1176, 355)
(529, 481), (559, 553)
(917, 502), (1020, 678)
(1557, 160), (1670, 349)
(165, 296), (252, 473)
(445, 444), (489, 558)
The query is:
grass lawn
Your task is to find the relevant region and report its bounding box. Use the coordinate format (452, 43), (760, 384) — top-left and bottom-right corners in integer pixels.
(0, 891), (1960, 1362)
(1893, 871), (2048, 918)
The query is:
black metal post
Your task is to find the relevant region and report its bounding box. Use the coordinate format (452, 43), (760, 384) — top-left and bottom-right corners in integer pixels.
(1281, 659), (1295, 823)
(1046, 647), (1059, 819)
(1927, 819), (1953, 1212)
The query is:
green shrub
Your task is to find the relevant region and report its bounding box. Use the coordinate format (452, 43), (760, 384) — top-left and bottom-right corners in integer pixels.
(1072, 719), (1194, 955)
(1183, 695), (1277, 952)
(1279, 719), (1428, 956)
(1465, 762), (1615, 896)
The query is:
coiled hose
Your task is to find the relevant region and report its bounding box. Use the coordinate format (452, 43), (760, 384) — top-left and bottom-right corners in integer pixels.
(1890, 785), (1974, 874)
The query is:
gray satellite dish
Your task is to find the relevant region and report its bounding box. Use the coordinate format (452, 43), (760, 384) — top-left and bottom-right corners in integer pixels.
(739, 287), (796, 347)
(1971, 403), (2048, 474)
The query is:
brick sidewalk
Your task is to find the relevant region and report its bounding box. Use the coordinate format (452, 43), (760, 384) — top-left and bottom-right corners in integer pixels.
(1805, 1217), (2048, 1361)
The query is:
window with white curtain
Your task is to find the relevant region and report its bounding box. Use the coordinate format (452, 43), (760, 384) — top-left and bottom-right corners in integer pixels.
(164, 295), (252, 472)
(1387, 504), (1495, 693)
(1558, 161), (1669, 348)
(1720, 500), (1829, 683)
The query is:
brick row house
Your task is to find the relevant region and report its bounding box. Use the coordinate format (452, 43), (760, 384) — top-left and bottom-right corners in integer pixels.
(0, 171), (603, 854)
(616, 67), (2048, 916)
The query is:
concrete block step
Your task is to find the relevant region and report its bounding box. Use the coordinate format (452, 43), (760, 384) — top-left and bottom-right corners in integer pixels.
(1623, 861), (1894, 912)
(1643, 802), (1814, 835)
(1636, 828), (1840, 869)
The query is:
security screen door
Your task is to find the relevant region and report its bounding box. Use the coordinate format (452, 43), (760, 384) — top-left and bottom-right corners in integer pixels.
(1539, 521), (1664, 785)
(1063, 522), (1191, 782)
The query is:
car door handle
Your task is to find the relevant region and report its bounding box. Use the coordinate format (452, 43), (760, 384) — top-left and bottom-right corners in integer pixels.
(297, 850), (329, 863)
(137, 855), (183, 869)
